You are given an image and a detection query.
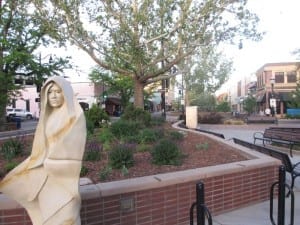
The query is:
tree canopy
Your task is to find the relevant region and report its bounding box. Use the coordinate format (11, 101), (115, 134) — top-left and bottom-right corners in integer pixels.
(0, 0), (70, 129)
(34, 0), (263, 108)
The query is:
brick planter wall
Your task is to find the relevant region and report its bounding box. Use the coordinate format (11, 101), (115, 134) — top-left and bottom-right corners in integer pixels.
(0, 151), (280, 225)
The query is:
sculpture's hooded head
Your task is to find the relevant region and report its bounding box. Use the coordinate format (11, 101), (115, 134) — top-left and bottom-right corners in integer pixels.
(40, 76), (76, 119)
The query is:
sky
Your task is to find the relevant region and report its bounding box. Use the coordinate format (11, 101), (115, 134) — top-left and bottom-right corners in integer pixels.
(218, 0), (300, 92)
(49, 0), (300, 86)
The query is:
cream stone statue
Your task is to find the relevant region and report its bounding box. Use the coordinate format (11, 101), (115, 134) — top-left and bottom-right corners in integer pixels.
(0, 76), (86, 225)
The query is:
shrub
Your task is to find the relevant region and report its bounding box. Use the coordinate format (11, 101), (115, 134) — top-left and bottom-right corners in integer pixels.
(151, 138), (184, 166)
(85, 104), (110, 128)
(109, 144), (135, 169)
(98, 128), (115, 144)
(198, 112), (223, 124)
(4, 161), (19, 173)
(99, 166), (112, 181)
(136, 143), (151, 152)
(80, 166), (89, 176)
(150, 115), (166, 126)
(84, 140), (103, 161)
(121, 105), (151, 126)
(167, 130), (184, 140)
(138, 128), (162, 144)
(86, 118), (95, 136)
(1, 138), (24, 161)
(110, 120), (142, 139)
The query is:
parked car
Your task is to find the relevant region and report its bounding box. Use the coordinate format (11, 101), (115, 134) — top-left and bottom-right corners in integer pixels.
(6, 108), (33, 120)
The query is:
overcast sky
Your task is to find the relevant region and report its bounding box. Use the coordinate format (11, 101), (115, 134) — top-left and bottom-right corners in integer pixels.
(220, 0), (300, 89)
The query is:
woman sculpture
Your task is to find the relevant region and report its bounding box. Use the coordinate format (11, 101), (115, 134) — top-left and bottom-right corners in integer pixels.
(0, 76), (86, 225)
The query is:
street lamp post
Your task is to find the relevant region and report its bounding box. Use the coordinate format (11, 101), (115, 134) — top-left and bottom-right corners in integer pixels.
(270, 78), (276, 117)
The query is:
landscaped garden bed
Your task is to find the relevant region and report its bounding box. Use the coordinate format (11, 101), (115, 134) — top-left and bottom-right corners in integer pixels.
(0, 107), (281, 225)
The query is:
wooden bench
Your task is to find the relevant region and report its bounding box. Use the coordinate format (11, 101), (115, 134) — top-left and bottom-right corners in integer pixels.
(233, 138), (300, 192)
(253, 128), (300, 157)
(245, 116), (278, 124)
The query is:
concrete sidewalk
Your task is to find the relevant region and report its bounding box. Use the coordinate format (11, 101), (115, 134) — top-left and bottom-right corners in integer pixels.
(197, 122), (300, 225)
(213, 190), (300, 225)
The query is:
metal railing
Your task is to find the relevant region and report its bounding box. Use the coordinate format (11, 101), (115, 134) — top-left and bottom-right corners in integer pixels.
(270, 165), (295, 225)
(189, 181), (213, 225)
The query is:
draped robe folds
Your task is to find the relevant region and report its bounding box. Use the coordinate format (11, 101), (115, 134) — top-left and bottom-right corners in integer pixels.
(0, 76), (87, 225)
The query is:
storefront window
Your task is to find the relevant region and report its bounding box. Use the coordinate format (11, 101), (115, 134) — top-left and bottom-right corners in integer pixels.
(275, 72), (284, 83)
(287, 71), (297, 83)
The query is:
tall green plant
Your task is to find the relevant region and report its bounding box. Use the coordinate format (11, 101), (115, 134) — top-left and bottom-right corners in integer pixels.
(243, 95), (257, 115)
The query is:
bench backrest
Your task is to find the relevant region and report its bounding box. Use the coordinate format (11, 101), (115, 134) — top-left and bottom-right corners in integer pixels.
(233, 138), (293, 172)
(263, 129), (300, 142)
(269, 127), (300, 133)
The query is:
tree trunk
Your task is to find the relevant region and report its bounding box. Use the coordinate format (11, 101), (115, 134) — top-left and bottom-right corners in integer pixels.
(133, 80), (144, 109)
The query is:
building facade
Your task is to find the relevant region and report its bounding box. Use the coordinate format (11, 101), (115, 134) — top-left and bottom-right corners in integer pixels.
(9, 80), (104, 118)
(255, 62), (300, 116)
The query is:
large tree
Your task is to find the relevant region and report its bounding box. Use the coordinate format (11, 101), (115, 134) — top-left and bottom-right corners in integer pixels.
(89, 68), (134, 110)
(0, 0), (70, 129)
(183, 46), (233, 106)
(34, 0), (262, 108)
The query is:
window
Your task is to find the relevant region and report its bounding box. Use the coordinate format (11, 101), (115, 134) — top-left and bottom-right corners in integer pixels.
(287, 71), (297, 83)
(275, 72), (284, 83)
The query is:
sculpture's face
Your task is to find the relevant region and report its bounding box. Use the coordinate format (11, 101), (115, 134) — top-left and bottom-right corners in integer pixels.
(47, 83), (64, 108)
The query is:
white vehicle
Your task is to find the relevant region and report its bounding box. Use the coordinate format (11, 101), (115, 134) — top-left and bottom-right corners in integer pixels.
(6, 108), (33, 120)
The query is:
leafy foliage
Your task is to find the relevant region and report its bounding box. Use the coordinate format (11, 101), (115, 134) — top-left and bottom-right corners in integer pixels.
(1, 138), (24, 161)
(0, 1), (71, 129)
(151, 138), (184, 166)
(198, 113), (223, 124)
(138, 128), (163, 144)
(121, 105), (151, 126)
(109, 144), (135, 169)
(85, 104), (110, 128)
(110, 120), (143, 139)
(167, 130), (184, 141)
(287, 80), (300, 108)
(99, 166), (112, 181)
(89, 69), (134, 110)
(243, 95), (257, 115)
(84, 140), (103, 161)
(190, 93), (216, 111)
(34, 0), (263, 108)
(216, 101), (231, 112)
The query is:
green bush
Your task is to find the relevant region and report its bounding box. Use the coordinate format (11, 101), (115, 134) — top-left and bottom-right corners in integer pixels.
(98, 128), (115, 144)
(85, 104), (110, 128)
(150, 115), (166, 126)
(110, 120), (142, 139)
(99, 166), (112, 181)
(4, 161), (19, 173)
(198, 112), (223, 124)
(138, 128), (162, 144)
(167, 130), (184, 140)
(121, 105), (151, 126)
(109, 144), (135, 169)
(1, 138), (23, 161)
(151, 138), (184, 166)
(86, 118), (95, 136)
(80, 166), (89, 176)
(136, 143), (151, 152)
(84, 140), (103, 161)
